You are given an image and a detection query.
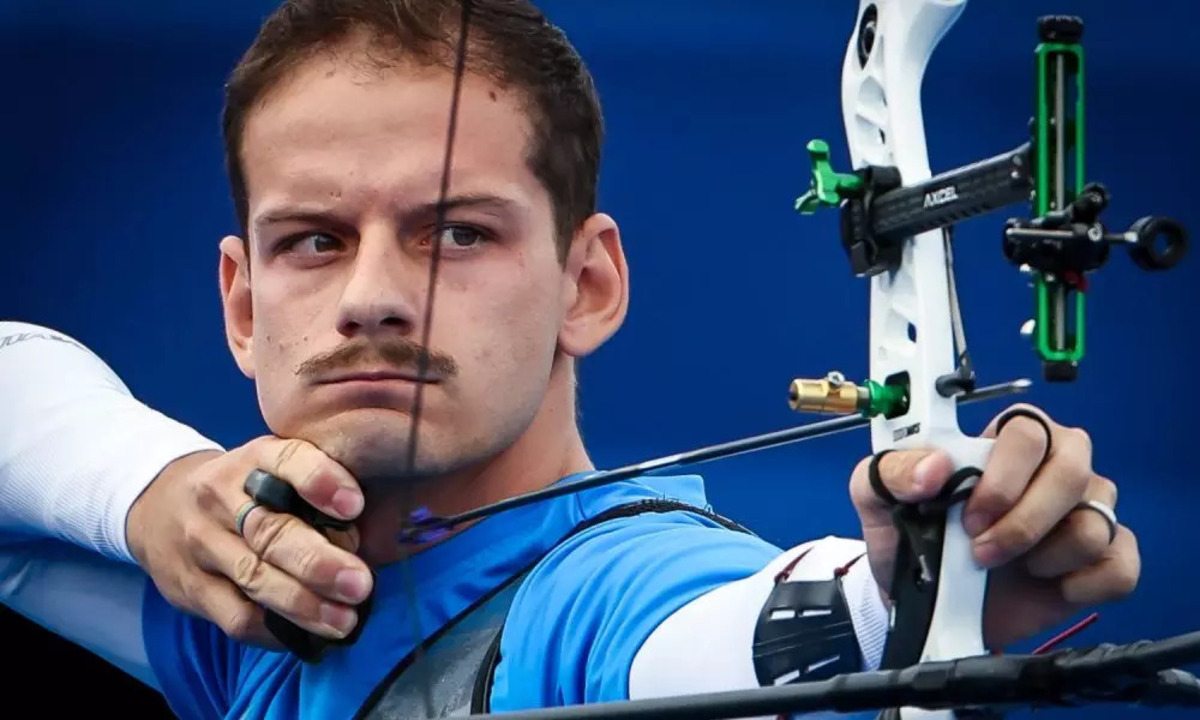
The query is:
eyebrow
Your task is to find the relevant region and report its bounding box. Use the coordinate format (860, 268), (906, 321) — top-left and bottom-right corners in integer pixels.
(252, 193), (522, 235)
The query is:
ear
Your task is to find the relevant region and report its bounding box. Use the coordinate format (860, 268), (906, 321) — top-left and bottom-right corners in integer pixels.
(558, 213), (629, 358)
(218, 235), (256, 379)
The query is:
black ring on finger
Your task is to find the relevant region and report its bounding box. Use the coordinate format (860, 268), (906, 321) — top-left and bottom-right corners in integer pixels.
(869, 449), (899, 506)
(244, 468), (351, 532)
(995, 408), (1053, 466)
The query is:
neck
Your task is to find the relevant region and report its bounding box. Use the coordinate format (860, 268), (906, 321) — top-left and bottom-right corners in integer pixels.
(355, 358), (592, 566)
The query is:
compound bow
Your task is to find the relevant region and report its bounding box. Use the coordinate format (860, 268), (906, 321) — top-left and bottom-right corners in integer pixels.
(247, 2), (1196, 718)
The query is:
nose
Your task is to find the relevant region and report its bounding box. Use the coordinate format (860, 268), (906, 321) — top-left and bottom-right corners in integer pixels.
(335, 223), (424, 339)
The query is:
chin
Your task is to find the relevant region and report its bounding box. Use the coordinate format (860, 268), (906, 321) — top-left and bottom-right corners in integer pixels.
(300, 408), (476, 487)
(307, 409), (420, 483)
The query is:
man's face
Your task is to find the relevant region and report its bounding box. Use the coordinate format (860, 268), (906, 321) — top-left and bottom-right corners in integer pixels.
(223, 44), (572, 486)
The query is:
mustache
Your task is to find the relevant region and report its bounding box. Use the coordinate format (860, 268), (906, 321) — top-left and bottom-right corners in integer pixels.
(297, 339), (458, 380)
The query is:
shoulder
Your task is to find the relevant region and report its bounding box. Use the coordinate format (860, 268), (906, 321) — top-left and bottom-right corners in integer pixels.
(545, 499), (777, 585)
(492, 498), (781, 708)
(524, 498), (781, 623)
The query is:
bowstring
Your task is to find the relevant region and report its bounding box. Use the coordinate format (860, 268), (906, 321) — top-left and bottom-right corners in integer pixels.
(396, 1), (474, 716)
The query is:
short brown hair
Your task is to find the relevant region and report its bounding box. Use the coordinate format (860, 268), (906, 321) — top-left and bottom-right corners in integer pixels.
(222, 0), (603, 258)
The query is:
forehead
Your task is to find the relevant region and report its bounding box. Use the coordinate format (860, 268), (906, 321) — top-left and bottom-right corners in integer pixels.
(239, 44), (545, 218)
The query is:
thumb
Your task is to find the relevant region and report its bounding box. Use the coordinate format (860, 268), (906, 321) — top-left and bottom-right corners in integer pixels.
(849, 449), (955, 524)
(850, 449), (956, 598)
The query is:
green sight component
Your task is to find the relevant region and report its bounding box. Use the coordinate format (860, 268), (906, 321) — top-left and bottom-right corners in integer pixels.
(795, 139), (863, 214)
(1034, 274), (1085, 363)
(863, 379), (907, 419)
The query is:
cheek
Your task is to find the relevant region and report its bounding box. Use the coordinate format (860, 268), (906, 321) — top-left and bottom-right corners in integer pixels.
(249, 280), (332, 427)
(492, 261), (561, 360)
(451, 257), (563, 384)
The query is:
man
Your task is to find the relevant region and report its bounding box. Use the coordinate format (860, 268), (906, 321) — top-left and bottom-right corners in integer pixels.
(0, 1), (1136, 718)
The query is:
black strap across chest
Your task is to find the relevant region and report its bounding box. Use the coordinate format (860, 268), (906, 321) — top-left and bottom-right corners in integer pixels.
(353, 498), (751, 719)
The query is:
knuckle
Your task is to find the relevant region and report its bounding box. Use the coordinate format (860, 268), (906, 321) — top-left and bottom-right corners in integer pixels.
(180, 519), (203, 552)
(1074, 514), (1112, 559)
(1118, 531), (1142, 592)
(164, 585), (195, 613)
(995, 403), (1045, 431)
(245, 436), (271, 453)
(281, 584), (311, 616)
(971, 482), (1020, 517)
(272, 438), (306, 475)
(292, 545), (324, 584)
(1113, 563), (1140, 597)
(249, 511), (291, 555)
(177, 574), (205, 606)
(1093, 530), (1140, 602)
(1098, 475), (1118, 506)
(1067, 426), (1093, 456)
(849, 456), (875, 504)
(1063, 465), (1092, 497)
(299, 463), (326, 493)
(192, 472), (221, 511)
(889, 451), (924, 480)
(1006, 402), (1042, 417)
(223, 605), (259, 641)
(1007, 416), (1047, 449)
(1000, 516), (1042, 550)
(233, 552), (267, 591)
(1109, 556), (1140, 598)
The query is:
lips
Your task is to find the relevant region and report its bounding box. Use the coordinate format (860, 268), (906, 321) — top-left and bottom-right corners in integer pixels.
(316, 369), (441, 385)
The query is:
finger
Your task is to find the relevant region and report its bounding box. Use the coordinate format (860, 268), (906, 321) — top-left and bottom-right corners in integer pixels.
(1058, 525), (1140, 605)
(971, 425), (1094, 568)
(849, 449), (954, 522)
(981, 565), (1067, 648)
(1024, 476), (1119, 579)
(238, 505), (373, 605)
(185, 572), (281, 649)
(965, 406), (1053, 537)
(249, 437), (364, 520)
(192, 527), (360, 640)
(981, 403), (1056, 443)
(850, 449), (953, 593)
(324, 526), (361, 555)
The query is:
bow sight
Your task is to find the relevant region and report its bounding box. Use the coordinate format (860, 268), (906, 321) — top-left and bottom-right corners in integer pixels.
(795, 15), (1187, 390)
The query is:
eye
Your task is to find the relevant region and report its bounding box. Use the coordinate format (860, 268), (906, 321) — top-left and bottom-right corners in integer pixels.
(278, 232), (344, 256)
(435, 225), (487, 249)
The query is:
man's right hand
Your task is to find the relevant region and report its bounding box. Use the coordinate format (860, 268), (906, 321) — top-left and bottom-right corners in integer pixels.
(126, 438), (372, 648)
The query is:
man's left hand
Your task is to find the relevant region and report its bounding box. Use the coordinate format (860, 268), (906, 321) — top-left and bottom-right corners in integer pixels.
(850, 403), (1141, 648)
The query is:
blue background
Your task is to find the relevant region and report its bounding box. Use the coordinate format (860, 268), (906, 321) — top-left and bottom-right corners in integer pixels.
(2, 1), (1197, 717)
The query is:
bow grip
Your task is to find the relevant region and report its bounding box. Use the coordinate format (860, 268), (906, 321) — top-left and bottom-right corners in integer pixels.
(878, 461), (987, 672)
(243, 469), (375, 663)
(880, 501), (954, 670)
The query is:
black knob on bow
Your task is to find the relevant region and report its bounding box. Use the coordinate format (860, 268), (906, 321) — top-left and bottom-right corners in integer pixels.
(1127, 216), (1188, 271)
